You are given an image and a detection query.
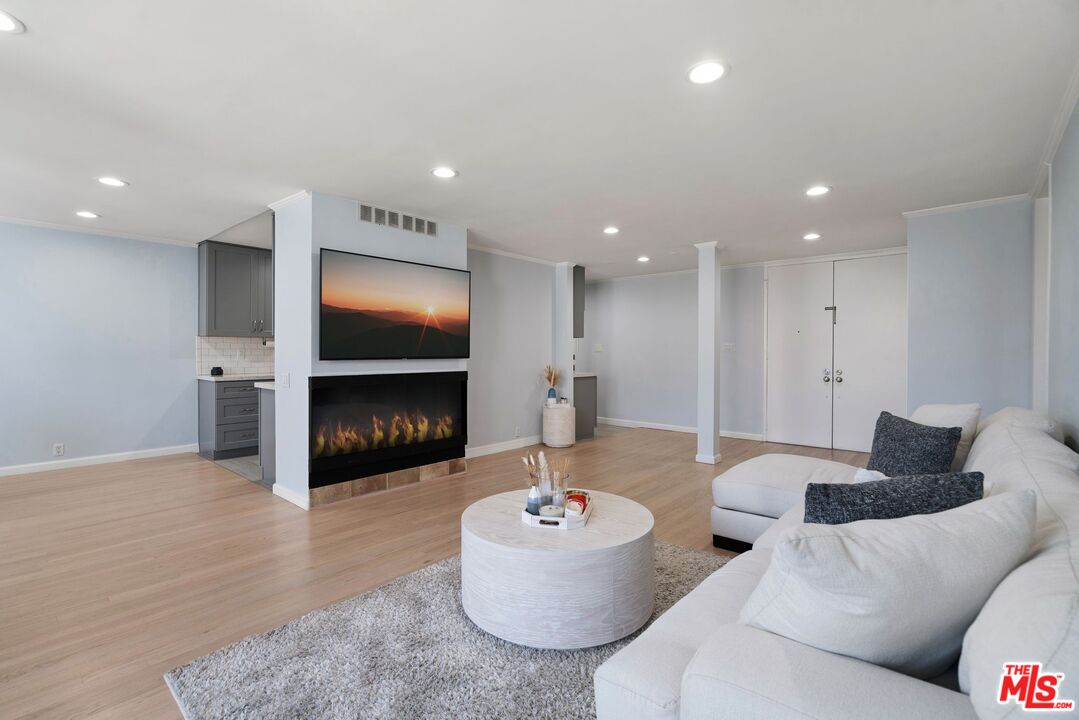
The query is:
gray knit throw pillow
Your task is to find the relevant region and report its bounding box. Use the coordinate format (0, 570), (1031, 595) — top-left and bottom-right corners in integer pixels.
(804, 472), (984, 524)
(866, 411), (962, 476)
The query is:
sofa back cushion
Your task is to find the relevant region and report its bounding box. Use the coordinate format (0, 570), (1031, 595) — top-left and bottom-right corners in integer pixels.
(741, 491), (1036, 680)
(958, 410), (1079, 719)
(910, 403), (981, 471)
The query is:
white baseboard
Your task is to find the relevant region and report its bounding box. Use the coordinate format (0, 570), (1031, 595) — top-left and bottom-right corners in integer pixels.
(466, 435), (542, 459)
(598, 417), (763, 441)
(719, 430), (765, 441)
(599, 416), (697, 434)
(272, 483), (310, 511)
(695, 453), (722, 464)
(0, 443), (199, 478)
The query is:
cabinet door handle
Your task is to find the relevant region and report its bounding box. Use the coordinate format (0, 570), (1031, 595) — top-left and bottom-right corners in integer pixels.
(251, 319), (255, 332)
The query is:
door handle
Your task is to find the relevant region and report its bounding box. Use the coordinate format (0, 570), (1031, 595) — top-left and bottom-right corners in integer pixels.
(835, 376), (843, 383)
(825, 306), (837, 324)
(823, 376), (831, 383)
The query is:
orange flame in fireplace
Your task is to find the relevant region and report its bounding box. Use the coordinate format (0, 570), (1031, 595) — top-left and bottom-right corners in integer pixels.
(312, 411), (456, 458)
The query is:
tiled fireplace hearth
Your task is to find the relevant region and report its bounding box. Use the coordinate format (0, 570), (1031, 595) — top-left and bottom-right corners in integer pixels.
(308, 371), (467, 505)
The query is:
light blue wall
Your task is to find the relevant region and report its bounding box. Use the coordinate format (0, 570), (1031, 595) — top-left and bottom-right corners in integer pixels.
(1050, 100), (1079, 448)
(467, 249), (554, 448)
(579, 266), (765, 435)
(906, 198), (1033, 415)
(0, 222), (197, 468)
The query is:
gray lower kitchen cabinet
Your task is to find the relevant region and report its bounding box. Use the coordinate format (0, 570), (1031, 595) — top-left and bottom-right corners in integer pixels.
(258, 386), (275, 486)
(199, 380), (264, 459)
(574, 374), (597, 440)
(198, 241), (273, 337)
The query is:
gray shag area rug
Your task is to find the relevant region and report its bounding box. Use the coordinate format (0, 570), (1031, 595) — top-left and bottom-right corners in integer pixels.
(165, 542), (728, 720)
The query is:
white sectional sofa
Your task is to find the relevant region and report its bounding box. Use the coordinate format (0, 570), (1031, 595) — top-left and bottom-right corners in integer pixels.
(594, 408), (1079, 720)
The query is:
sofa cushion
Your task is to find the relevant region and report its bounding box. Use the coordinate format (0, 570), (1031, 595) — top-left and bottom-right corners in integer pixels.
(680, 624), (977, 720)
(711, 454), (857, 519)
(594, 550), (770, 720)
(910, 403), (981, 471)
(803, 472), (984, 524)
(977, 406), (1062, 442)
(753, 502), (806, 551)
(740, 491), (1036, 679)
(866, 411), (962, 476)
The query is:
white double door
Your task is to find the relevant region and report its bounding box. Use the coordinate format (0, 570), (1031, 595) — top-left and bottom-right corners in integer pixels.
(766, 254), (907, 452)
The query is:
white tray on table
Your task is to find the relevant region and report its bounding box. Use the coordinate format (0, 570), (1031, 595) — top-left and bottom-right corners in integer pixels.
(520, 492), (593, 529)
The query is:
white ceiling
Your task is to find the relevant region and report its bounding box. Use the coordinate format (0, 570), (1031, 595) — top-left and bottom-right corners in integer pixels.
(2, 1), (1078, 278)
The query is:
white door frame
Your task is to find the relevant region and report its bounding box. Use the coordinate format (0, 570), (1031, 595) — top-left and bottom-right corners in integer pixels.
(759, 246), (908, 444)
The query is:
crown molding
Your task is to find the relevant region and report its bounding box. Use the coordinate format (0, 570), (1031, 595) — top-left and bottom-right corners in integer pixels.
(1030, 53), (1079, 196)
(0, 214), (194, 247)
(267, 190), (311, 211)
(901, 194), (1030, 220)
(466, 244), (557, 266)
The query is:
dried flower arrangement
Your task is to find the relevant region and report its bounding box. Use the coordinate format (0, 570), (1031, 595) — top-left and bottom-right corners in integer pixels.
(543, 365), (561, 389)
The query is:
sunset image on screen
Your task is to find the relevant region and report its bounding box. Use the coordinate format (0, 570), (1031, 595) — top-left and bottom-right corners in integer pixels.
(320, 251), (470, 360)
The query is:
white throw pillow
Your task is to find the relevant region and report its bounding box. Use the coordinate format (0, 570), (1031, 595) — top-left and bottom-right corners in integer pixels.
(910, 403), (982, 471)
(739, 490), (1036, 679)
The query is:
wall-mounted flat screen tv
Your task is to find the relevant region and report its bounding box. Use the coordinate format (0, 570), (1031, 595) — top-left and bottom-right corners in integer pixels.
(319, 249), (471, 360)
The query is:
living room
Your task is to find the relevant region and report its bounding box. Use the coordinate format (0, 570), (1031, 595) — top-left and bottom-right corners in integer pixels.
(1, 2), (1078, 719)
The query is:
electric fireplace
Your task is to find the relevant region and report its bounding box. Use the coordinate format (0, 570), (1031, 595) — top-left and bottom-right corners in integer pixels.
(309, 371), (467, 488)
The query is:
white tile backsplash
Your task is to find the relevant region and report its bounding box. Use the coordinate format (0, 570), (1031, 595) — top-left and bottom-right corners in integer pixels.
(196, 336), (275, 376)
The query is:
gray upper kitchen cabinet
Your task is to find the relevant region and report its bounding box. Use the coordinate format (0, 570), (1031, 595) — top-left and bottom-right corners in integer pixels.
(573, 264), (585, 338)
(198, 241), (273, 337)
(257, 247), (273, 337)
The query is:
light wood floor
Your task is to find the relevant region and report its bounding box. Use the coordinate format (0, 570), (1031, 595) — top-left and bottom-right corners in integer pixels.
(0, 428), (867, 719)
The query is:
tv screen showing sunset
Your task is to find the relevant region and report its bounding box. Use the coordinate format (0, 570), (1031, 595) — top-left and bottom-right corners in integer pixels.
(320, 250), (471, 360)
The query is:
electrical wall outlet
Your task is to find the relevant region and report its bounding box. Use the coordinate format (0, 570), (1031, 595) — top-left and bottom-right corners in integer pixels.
(722, 343), (736, 351)
(514, 425), (521, 438)
(594, 343), (603, 352)
(52, 443), (65, 457)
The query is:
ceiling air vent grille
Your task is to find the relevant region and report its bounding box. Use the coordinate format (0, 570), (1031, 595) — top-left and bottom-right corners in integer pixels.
(359, 204), (438, 236)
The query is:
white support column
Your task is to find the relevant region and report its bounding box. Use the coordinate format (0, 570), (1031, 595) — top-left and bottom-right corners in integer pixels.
(695, 242), (721, 464)
(553, 262), (575, 406)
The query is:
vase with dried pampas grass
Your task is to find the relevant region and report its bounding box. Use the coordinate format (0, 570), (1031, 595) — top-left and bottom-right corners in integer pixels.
(543, 365), (560, 405)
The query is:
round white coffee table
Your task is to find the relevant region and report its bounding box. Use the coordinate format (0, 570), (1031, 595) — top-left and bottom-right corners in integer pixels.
(460, 489), (655, 649)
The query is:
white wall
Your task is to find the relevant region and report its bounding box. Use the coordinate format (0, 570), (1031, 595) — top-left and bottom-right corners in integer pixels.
(0, 222), (197, 470)
(467, 249), (554, 448)
(579, 266), (765, 436)
(906, 197), (1034, 414)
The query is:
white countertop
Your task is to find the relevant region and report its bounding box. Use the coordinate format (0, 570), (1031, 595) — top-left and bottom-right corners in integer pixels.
(254, 381), (276, 391)
(197, 374), (274, 382)
(574, 372), (597, 378)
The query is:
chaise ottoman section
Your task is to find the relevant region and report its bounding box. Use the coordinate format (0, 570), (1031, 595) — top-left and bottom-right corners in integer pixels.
(711, 454), (858, 545)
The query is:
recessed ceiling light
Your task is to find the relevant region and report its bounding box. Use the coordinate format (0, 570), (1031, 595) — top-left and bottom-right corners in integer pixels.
(637, 255), (650, 263)
(603, 226), (620, 235)
(687, 60), (726, 84)
(97, 176), (129, 188)
(805, 185), (832, 197)
(803, 232), (822, 241)
(431, 166), (458, 179)
(75, 210), (100, 219)
(0, 10), (25, 33)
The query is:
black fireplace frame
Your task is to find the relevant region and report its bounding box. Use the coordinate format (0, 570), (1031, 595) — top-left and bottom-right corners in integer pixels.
(308, 371), (467, 489)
